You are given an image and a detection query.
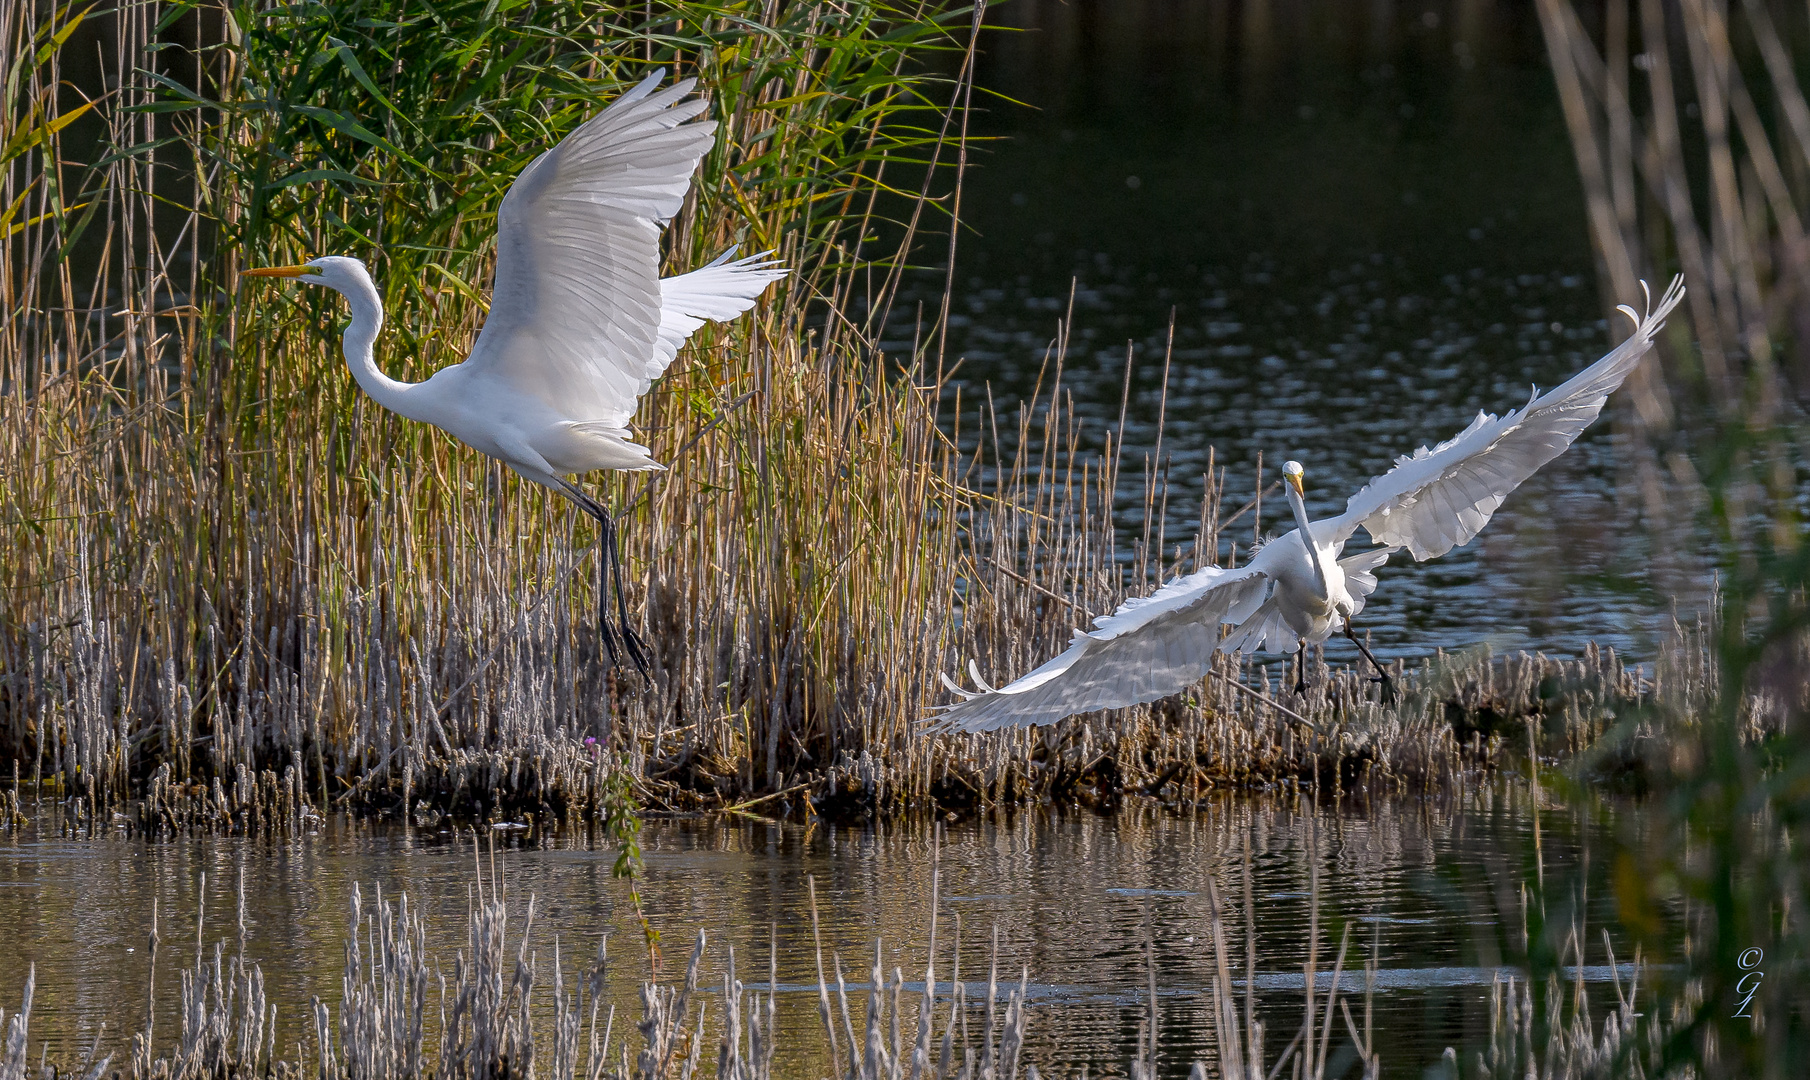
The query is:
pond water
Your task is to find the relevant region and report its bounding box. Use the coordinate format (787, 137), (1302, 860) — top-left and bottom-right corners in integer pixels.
(0, 793), (1648, 1079)
(887, 0), (1707, 665)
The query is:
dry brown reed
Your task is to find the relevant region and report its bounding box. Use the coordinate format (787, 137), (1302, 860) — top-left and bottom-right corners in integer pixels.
(0, 0), (992, 826)
(1534, 0), (1809, 524)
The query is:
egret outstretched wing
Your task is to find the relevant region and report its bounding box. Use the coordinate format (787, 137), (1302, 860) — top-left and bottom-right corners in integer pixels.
(931, 565), (1271, 733)
(462, 72), (716, 425)
(653, 250), (789, 375)
(1326, 276), (1683, 560)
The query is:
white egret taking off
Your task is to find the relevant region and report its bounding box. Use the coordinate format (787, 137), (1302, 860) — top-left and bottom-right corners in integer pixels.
(246, 73), (787, 674)
(932, 277), (1685, 733)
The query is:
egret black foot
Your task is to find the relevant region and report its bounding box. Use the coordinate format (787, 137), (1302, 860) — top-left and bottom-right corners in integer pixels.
(1372, 673), (1398, 705)
(596, 561), (652, 679)
(1293, 677), (1309, 696)
(597, 617), (652, 678)
(619, 625), (652, 678)
(562, 479), (652, 679)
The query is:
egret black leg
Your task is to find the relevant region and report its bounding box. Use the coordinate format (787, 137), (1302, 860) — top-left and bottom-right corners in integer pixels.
(1293, 638), (1309, 695)
(558, 481), (651, 677)
(599, 509), (652, 675)
(1341, 617), (1397, 704)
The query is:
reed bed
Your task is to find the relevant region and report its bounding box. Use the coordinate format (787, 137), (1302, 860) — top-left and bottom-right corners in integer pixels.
(0, 0), (987, 824)
(0, 598), (1725, 840)
(0, 0), (1760, 842)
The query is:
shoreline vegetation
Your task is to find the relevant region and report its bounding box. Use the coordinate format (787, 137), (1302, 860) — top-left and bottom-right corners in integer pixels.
(0, 625), (1726, 839)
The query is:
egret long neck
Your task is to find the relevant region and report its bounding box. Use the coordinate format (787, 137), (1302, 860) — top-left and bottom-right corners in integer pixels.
(1288, 483), (1333, 597)
(334, 275), (427, 421)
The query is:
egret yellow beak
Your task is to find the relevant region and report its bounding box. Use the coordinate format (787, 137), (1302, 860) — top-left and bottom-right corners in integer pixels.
(1285, 471), (1305, 497)
(244, 264), (312, 278)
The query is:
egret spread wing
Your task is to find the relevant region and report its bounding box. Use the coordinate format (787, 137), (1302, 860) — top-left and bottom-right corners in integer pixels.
(930, 565), (1271, 733)
(462, 72), (715, 426)
(1328, 277), (1683, 560)
(652, 250), (789, 377)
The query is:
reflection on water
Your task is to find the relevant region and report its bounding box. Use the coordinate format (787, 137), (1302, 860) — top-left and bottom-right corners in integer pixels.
(0, 793), (1643, 1078)
(887, 0), (1705, 662)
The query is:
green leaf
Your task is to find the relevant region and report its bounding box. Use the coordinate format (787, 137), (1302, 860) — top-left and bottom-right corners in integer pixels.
(36, 4), (97, 67)
(290, 104), (426, 168)
(264, 167), (381, 191)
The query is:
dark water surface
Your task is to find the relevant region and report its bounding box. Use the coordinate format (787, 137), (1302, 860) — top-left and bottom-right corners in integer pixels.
(889, 0), (1704, 663)
(0, 794), (1649, 1079)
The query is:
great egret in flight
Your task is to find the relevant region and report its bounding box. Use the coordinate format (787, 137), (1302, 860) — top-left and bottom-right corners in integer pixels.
(932, 277), (1685, 733)
(246, 73), (787, 674)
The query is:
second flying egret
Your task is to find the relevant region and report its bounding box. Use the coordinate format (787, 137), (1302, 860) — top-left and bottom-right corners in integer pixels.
(246, 72), (788, 674)
(932, 277), (1685, 733)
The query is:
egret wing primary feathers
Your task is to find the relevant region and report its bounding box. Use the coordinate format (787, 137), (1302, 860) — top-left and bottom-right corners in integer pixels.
(245, 72), (788, 672)
(1328, 277), (1687, 560)
(934, 565), (1272, 733)
(932, 277), (1684, 734)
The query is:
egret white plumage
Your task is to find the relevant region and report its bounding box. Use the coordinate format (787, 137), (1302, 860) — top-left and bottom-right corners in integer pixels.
(932, 277), (1685, 733)
(245, 72), (788, 674)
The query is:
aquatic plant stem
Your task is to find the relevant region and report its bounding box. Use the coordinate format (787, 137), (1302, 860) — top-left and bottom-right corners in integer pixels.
(600, 755), (659, 977)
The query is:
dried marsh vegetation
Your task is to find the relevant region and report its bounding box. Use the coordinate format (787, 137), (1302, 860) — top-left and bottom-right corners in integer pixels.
(0, 0), (988, 823)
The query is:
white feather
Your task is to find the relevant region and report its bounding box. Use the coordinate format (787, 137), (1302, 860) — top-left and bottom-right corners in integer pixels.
(1329, 276), (1683, 560)
(929, 566), (1270, 733)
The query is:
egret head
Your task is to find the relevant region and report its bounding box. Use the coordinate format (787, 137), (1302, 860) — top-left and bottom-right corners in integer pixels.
(1282, 459), (1306, 497)
(244, 256), (372, 295)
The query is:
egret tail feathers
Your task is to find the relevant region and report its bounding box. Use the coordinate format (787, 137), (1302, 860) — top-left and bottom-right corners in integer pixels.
(1214, 598), (1293, 656)
(1339, 545), (1395, 616)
